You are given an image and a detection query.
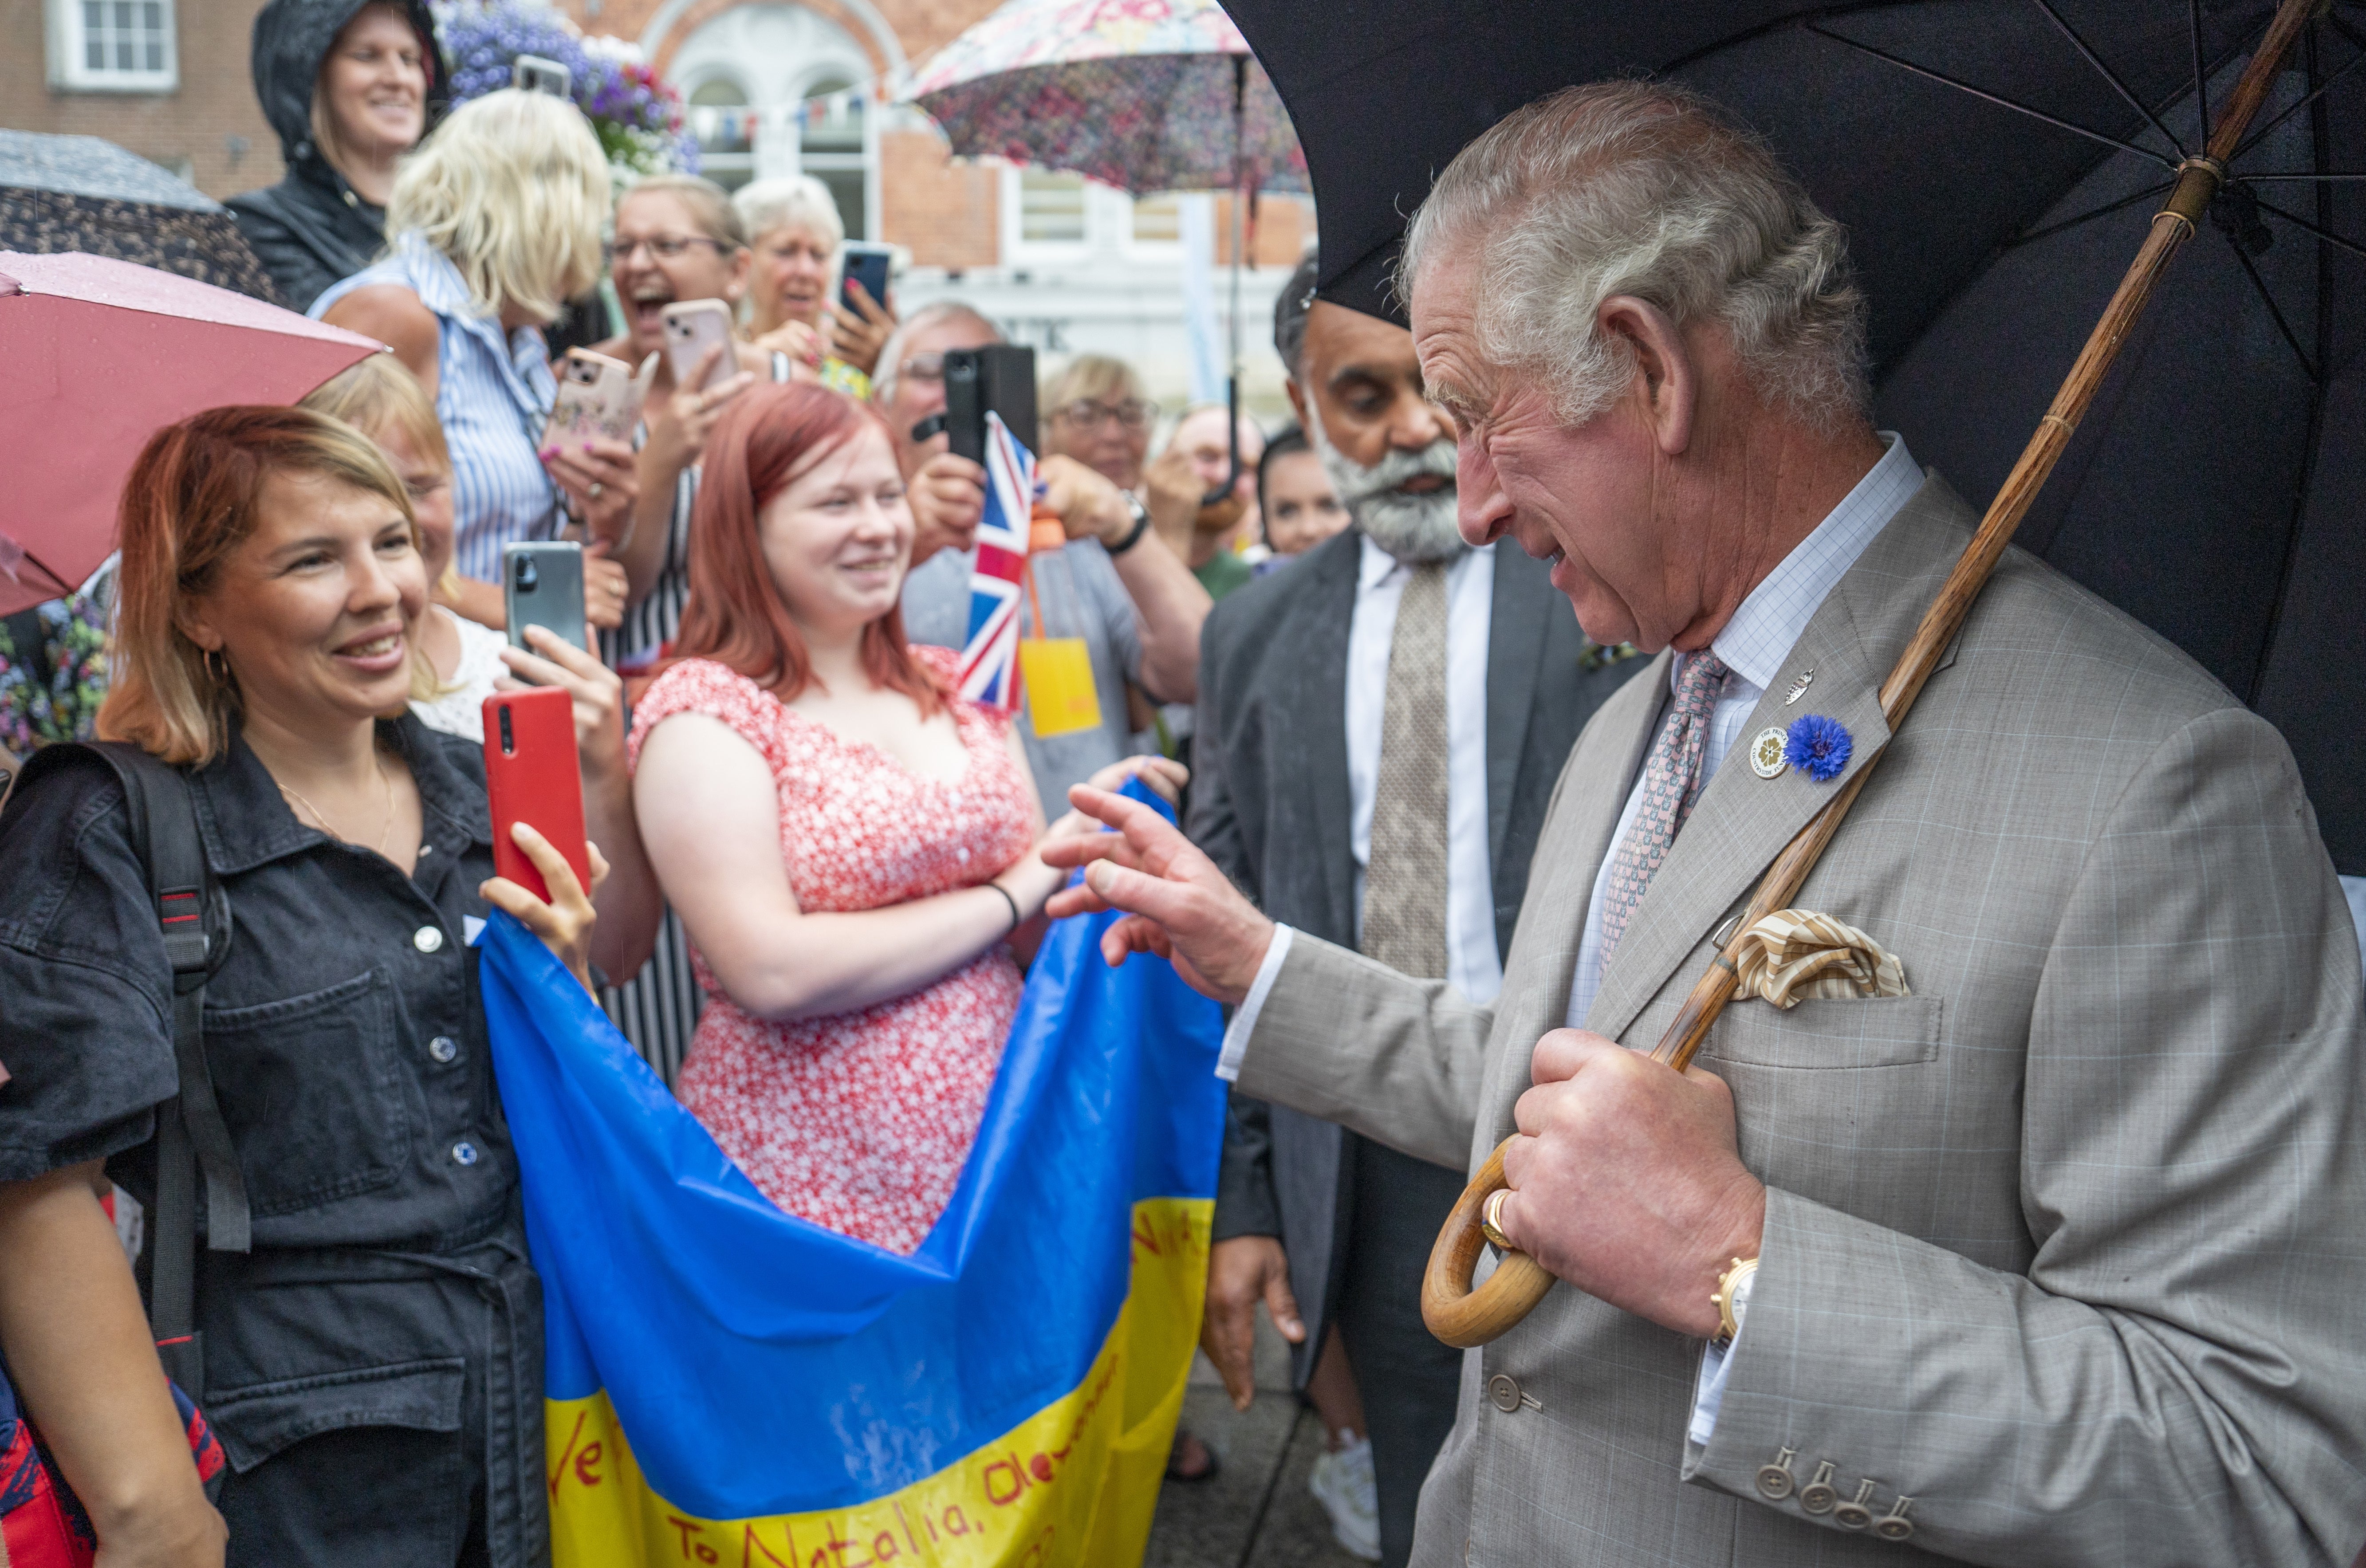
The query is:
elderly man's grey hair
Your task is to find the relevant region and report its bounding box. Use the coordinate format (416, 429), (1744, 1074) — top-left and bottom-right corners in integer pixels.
(1272, 249), (1318, 383)
(1400, 81), (1869, 432)
(871, 300), (1003, 404)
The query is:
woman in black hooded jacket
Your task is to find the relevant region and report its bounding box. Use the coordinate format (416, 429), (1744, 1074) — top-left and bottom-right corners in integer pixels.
(227, 0), (441, 312)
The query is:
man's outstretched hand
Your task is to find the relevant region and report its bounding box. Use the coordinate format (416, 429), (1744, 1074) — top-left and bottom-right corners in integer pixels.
(1039, 784), (1275, 1005)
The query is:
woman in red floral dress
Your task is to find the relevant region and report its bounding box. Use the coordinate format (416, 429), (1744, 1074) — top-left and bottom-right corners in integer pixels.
(630, 383), (1178, 1254)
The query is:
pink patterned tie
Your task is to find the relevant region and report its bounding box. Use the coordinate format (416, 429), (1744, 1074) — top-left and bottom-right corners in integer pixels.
(1598, 652), (1731, 961)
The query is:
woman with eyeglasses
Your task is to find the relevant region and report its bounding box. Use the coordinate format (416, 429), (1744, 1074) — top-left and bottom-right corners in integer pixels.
(553, 174), (803, 1073)
(732, 175), (897, 395)
(315, 90), (635, 642)
(1042, 354), (1159, 492)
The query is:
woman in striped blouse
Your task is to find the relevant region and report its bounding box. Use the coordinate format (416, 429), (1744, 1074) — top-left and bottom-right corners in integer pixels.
(572, 173), (800, 1081)
(315, 88), (635, 639)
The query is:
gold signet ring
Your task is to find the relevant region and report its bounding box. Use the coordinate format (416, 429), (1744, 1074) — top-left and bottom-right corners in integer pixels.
(1480, 1188), (1515, 1251)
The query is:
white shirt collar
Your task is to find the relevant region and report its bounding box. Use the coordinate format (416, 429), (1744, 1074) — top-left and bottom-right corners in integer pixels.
(1358, 532), (1486, 590)
(1680, 432), (1923, 695)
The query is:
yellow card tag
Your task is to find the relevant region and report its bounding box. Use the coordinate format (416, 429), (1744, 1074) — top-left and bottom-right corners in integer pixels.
(1019, 637), (1102, 739)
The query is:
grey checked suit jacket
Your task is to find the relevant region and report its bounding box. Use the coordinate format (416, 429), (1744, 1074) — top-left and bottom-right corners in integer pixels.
(1190, 528), (1640, 1379)
(1232, 476), (2366, 1566)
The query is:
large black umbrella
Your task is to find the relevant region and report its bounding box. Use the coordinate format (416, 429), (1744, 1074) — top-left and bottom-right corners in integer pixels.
(1222, 0), (2364, 874)
(0, 130), (283, 304)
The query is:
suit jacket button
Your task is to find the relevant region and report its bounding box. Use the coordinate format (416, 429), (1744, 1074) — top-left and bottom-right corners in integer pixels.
(1874, 1498), (1916, 1542)
(1487, 1374), (1523, 1413)
(1835, 1479), (1878, 1528)
(1799, 1459), (1838, 1514)
(1755, 1446), (1796, 1500)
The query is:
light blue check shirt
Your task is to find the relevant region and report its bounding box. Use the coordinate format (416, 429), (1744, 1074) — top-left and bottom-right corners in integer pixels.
(312, 233), (560, 584)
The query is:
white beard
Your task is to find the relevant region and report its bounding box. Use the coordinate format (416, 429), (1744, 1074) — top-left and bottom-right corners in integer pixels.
(1305, 405), (1465, 566)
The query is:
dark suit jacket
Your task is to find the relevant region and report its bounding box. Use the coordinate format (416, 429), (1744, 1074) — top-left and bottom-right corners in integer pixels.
(1189, 527), (1642, 1379)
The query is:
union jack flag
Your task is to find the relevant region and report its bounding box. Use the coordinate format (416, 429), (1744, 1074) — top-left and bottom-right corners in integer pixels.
(955, 411), (1034, 713)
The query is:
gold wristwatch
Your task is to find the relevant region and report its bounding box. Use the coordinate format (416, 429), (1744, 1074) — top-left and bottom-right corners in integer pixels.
(1711, 1256), (1759, 1350)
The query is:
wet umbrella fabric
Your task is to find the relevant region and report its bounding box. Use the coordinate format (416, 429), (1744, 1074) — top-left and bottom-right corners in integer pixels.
(0, 130), (281, 303)
(1220, 0), (2366, 872)
(906, 0), (1305, 196)
(0, 251), (381, 616)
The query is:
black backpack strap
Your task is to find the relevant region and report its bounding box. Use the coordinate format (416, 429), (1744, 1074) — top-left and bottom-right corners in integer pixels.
(20, 743), (248, 1391)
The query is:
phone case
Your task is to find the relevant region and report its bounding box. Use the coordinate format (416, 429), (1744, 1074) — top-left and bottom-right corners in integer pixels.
(840, 246), (893, 314)
(544, 349), (641, 447)
(504, 542), (587, 656)
(482, 686), (591, 904)
(661, 300), (736, 392)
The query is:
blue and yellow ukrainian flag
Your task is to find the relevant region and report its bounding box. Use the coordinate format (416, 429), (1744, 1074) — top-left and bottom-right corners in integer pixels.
(476, 821), (1226, 1568)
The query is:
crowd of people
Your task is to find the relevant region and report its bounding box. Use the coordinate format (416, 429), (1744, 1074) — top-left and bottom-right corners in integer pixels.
(0, 1), (1388, 1559)
(5, 5), (2362, 1568)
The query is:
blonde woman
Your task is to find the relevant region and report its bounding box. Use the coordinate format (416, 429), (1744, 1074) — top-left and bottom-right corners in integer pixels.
(0, 407), (595, 1562)
(316, 88), (634, 637)
(1042, 354), (1157, 492)
(301, 352), (668, 982)
(734, 174), (895, 389)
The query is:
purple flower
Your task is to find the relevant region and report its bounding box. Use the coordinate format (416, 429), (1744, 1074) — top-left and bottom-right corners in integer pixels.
(1784, 714), (1852, 783)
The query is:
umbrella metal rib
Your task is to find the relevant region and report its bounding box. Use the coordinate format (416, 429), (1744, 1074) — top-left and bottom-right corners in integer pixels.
(2027, 0), (2186, 156)
(1422, 0), (2334, 1351)
(2003, 180), (2174, 250)
(1801, 23), (2181, 169)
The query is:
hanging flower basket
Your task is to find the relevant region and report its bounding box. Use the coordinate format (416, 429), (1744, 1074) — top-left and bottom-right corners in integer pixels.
(433, 0), (699, 180)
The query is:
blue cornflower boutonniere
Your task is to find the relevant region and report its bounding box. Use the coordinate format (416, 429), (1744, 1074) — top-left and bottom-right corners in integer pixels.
(1784, 714), (1852, 782)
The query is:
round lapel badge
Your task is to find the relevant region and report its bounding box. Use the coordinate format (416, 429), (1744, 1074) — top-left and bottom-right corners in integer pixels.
(1750, 726), (1790, 779)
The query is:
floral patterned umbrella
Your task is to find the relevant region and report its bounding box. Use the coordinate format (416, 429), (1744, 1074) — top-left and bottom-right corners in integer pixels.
(905, 0), (1306, 196)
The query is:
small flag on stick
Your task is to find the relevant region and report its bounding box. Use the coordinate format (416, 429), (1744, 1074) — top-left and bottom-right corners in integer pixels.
(956, 412), (1033, 713)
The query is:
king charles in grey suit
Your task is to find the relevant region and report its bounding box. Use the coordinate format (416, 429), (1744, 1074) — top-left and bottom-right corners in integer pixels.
(1044, 81), (2366, 1567)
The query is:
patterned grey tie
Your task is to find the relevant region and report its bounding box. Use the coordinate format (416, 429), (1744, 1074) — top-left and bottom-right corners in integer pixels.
(1361, 562), (1451, 980)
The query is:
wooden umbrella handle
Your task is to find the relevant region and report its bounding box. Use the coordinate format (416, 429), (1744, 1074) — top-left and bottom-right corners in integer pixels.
(1422, 1136), (1556, 1348)
(1418, 0), (2324, 1351)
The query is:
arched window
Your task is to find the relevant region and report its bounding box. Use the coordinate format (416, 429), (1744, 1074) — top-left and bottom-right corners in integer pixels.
(689, 77), (754, 190)
(798, 76), (866, 240)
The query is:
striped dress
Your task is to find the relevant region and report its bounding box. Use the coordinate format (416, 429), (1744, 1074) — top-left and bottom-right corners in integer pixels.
(311, 233), (561, 583)
(597, 350), (795, 1085)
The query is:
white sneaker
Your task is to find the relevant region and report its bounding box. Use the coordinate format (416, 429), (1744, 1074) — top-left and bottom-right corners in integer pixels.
(1308, 1430), (1382, 1561)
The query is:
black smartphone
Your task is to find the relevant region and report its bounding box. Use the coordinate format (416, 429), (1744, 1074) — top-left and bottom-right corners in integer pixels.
(839, 243), (893, 317)
(503, 541), (587, 665)
(944, 344), (1039, 464)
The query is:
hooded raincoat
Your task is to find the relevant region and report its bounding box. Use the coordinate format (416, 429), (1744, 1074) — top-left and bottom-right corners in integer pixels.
(225, 0), (443, 313)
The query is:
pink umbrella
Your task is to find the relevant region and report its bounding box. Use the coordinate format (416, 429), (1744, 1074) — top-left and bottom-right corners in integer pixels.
(0, 251), (382, 615)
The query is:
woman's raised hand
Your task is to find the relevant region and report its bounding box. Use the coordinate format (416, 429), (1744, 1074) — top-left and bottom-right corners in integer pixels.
(496, 626), (627, 786)
(644, 345), (759, 479)
(541, 435), (639, 544)
(480, 822), (607, 993)
(827, 279), (897, 377)
(752, 319), (827, 377)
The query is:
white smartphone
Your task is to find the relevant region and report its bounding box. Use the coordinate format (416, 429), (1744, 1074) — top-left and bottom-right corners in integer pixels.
(660, 299), (736, 393)
(544, 348), (642, 447)
(514, 53), (572, 98)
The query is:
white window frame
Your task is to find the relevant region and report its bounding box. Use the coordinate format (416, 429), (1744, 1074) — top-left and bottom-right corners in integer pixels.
(683, 69), (756, 189)
(1001, 167), (1092, 263)
(46, 0), (178, 93)
(787, 71), (874, 243)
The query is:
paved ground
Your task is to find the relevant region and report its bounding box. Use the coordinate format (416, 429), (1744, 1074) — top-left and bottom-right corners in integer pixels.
(1143, 1312), (1371, 1568)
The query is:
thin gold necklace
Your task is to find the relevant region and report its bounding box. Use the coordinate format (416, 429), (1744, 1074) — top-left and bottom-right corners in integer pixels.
(278, 750), (398, 857)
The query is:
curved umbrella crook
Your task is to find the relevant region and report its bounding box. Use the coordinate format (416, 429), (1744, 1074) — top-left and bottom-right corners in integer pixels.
(1422, 0), (2330, 1352)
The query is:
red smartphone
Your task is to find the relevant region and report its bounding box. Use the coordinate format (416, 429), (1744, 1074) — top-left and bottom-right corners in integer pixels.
(482, 687), (591, 905)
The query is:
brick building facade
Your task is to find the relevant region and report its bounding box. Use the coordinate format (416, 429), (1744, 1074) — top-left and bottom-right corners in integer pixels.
(4, 0), (1307, 412)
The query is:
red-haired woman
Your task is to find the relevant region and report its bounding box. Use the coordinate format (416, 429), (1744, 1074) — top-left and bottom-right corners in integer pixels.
(630, 383), (1179, 1253)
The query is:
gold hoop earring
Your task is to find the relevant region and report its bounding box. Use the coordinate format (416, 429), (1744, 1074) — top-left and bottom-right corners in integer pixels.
(203, 647), (224, 684)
